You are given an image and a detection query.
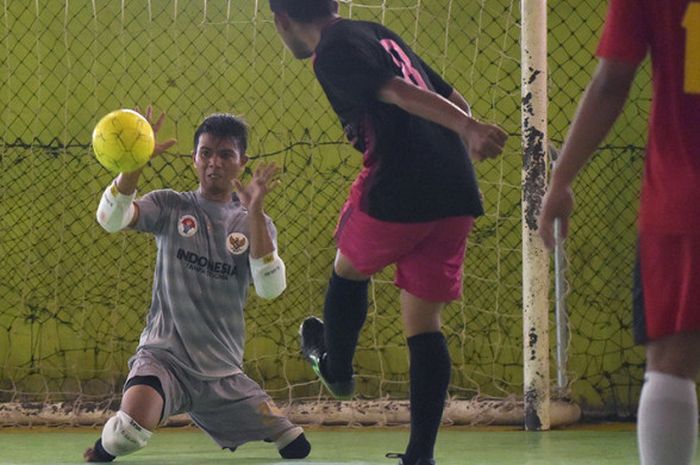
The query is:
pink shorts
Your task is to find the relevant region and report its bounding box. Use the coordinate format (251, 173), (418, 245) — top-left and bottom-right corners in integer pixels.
(636, 231), (700, 342)
(334, 200), (475, 302)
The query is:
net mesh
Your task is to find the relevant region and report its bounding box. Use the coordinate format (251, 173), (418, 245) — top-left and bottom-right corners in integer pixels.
(0, 0), (647, 424)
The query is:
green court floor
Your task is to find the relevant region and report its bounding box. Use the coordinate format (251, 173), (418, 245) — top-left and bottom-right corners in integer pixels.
(0, 425), (696, 465)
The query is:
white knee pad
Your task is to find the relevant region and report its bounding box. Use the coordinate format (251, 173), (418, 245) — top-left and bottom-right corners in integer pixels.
(101, 410), (152, 457)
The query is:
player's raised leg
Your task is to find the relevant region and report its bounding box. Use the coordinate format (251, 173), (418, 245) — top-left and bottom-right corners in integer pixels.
(300, 250), (369, 399)
(84, 380), (163, 462)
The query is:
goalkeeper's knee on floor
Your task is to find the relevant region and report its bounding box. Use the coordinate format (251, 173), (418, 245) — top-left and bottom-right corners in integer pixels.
(101, 410), (152, 458)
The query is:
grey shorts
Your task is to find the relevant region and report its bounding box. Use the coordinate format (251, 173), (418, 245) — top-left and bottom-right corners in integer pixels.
(126, 349), (299, 449)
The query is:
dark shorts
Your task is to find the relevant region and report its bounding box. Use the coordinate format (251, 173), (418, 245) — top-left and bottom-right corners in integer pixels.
(334, 199), (475, 302)
(634, 231), (700, 344)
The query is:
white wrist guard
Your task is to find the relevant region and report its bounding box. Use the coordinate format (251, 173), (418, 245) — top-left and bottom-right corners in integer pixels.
(96, 181), (136, 233)
(250, 251), (286, 300)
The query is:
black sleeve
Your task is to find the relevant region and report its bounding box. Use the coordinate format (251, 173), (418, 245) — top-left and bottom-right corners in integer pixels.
(314, 38), (397, 104)
(417, 56), (453, 99)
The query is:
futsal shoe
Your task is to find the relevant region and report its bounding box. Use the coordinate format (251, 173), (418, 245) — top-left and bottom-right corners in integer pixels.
(385, 453), (436, 465)
(299, 316), (355, 399)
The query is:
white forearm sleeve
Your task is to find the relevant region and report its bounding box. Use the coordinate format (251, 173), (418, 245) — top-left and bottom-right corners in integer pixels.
(96, 181), (136, 233)
(250, 251), (287, 300)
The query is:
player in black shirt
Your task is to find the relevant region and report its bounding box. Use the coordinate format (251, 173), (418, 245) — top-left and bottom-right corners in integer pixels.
(270, 2), (507, 464)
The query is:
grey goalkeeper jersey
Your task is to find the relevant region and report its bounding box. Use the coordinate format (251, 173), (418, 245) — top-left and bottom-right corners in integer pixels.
(132, 189), (276, 380)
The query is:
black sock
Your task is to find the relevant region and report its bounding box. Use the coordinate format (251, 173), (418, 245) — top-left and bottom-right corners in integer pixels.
(92, 438), (116, 462)
(404, 332), (450, 463)
(278, 432), (311, 459)
(321, 270), (369, 382)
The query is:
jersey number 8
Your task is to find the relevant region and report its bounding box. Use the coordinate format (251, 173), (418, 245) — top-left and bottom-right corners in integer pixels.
(380, 39), (429, 91)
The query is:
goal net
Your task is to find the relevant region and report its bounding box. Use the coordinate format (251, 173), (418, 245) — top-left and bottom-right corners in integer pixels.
(0, 0), (646, 426)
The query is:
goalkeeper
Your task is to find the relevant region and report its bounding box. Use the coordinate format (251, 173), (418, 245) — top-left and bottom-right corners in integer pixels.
(84, 108), (310, 462)
(269, 2), (507, 465)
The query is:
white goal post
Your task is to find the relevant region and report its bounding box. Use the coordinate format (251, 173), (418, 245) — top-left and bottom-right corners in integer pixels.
(521, 0), (551, 431)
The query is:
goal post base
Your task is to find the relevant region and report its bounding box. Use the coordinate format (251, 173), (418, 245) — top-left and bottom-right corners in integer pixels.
(0, 398), (581, 428)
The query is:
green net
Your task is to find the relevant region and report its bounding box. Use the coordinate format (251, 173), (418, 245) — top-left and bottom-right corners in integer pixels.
(0, 0), (648, 422)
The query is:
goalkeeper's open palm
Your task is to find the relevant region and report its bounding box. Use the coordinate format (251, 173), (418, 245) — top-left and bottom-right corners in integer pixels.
(538, 183), (574, 250)
(137, 104), (177, 161)
(233, 162), (280, 214)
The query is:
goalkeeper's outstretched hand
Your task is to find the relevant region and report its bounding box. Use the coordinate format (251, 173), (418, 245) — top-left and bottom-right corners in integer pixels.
(233, 162), (281, 214)
(135, 104), (177, 163)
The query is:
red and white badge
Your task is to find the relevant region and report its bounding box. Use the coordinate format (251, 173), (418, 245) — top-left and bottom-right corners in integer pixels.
(178, 215), (198, 237)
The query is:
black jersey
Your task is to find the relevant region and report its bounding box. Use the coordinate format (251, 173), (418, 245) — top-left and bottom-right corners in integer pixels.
(313, 19), (484, 222)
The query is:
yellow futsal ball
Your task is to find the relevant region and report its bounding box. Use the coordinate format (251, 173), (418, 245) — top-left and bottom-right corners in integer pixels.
(92, 109), (155, 173)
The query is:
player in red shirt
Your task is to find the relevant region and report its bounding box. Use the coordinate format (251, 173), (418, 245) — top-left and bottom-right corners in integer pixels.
(539, 1), (700, 463)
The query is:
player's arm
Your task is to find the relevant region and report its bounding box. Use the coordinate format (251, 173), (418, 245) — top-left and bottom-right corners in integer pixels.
(417, 56), (473, 117)
(234, 163), (286, 300)
(538, 58), (638, 249)
(95, 169), (143, 233)
(548, 59), (638, 187)
(447, 89), (472, 117)
(377, 77), (506, 161)
(247, 212), (286, 300)
(96, 107), (176, 233)
(248, 209), (276, 262)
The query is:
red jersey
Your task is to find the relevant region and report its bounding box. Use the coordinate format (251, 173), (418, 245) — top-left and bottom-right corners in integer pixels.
(597, 0), (700, 233)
